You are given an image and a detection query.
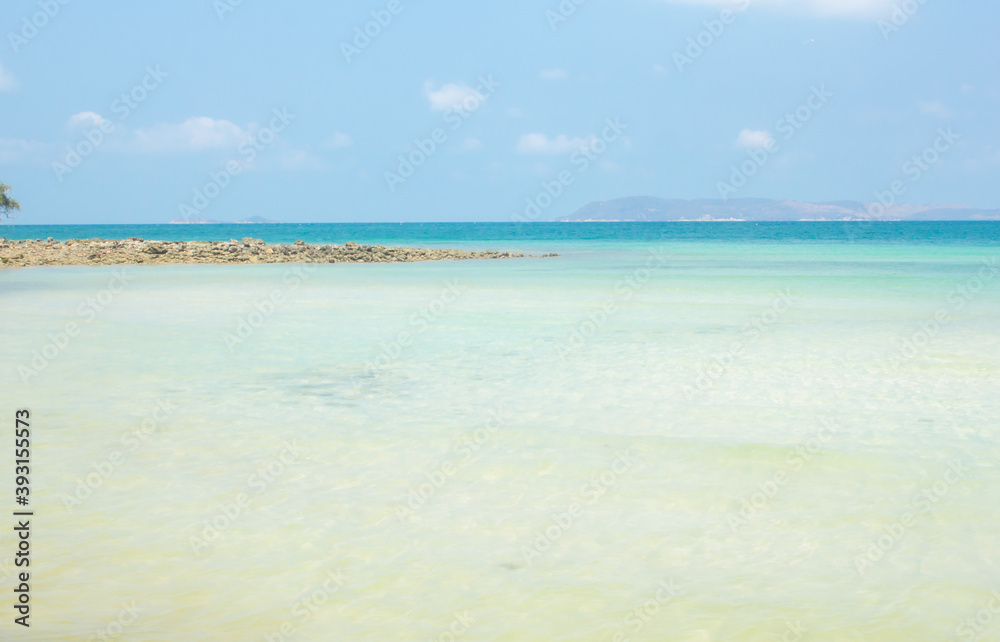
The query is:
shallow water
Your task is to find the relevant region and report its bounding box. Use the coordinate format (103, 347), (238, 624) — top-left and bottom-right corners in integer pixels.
(2, 229), (999, 640)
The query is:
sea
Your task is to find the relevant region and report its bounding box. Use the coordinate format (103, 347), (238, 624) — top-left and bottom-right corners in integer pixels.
(1, 222), (998, 641)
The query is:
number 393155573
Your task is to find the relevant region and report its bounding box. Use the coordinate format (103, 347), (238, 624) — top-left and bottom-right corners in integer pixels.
(15, 410), (30, 506)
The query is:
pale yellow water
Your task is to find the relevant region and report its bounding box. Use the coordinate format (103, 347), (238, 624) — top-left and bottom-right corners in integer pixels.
(1, 243), (999, 640)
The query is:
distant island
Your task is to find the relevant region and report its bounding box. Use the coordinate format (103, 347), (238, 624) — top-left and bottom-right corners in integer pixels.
(556, 197), (1000, 222)
(170, 215), (281, 224)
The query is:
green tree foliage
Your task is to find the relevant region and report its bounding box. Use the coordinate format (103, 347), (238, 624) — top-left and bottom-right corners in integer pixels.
(1, 183), (21, 218)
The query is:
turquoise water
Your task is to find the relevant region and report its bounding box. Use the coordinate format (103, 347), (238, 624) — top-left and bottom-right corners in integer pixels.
(3, 221), (999, 250)
(1, 224), (998, 640)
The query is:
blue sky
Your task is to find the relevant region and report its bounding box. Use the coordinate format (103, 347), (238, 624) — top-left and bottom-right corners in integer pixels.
(1, 0), (998, 223)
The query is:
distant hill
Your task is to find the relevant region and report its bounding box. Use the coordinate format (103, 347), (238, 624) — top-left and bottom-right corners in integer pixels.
(556, 197), (1000, 222)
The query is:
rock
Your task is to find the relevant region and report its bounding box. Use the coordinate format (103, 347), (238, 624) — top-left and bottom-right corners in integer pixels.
(0, 237), (548, 268)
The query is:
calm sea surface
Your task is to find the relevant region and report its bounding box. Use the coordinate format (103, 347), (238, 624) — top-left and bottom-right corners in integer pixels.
(1, 223), (998, 640)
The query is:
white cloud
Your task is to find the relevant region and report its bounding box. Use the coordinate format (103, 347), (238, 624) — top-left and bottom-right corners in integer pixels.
(539, 68), (568, 81)
(68, 111), (110, 129)
(423, 81), (484, 112)
(0, 63), (15, 92)
(516, 133), (593, 155)
(657, 0), (896, 19)
(735, 128), (775, 149)
(459, 137), (482, 151)
(131, 117), (246, 153)
(919, 100), (952, 119)
(326, 132), (354, 148)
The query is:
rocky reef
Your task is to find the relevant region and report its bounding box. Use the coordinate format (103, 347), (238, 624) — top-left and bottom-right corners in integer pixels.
(0, 237), (536, 268)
